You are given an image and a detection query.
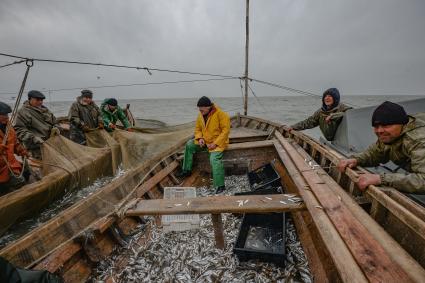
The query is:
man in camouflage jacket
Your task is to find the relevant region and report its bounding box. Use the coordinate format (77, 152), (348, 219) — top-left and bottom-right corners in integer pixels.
(290, 88), (352, 140)
(14, 90), (58, 159)
(68, 89), (103, 144)
(338, 101), (425, 193)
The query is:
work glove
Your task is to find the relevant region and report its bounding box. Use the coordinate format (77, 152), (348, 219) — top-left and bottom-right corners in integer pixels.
(33, 136), (45, 145)
(17, 147), (29, 158)
(82, 125), (90, 132)
(50, 127), (61, 137)
(98, 122), (104, 129)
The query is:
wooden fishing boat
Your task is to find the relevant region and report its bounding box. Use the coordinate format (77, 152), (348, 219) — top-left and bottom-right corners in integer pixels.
(0, 109), (142, 235)
(1, 114), (425, 282)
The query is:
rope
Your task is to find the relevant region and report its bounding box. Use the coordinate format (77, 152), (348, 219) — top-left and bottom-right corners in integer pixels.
(1, 60), (33, 179)
(2, 156), (26, 179)
(0, 78), (239, 96)
(0, 52), (240, 79)
(249, 77), (360, 108)
(0, 59), (26, 69)
(247, 82), (269, 114)
(2, 60), (33, 144)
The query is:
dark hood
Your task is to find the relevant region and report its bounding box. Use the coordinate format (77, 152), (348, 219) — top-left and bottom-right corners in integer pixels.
(322, 88), (340, 111)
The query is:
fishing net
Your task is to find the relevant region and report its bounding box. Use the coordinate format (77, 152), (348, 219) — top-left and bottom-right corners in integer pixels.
(85, 130), (122, 174)
(41, 135), (113, 188)
(0, 121), (194, 235)
(112, 124), (194, 169)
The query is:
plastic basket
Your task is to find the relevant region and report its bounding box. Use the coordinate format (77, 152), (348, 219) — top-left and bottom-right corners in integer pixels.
(247, 163), (281, 191)
(233, 213), (286, 267)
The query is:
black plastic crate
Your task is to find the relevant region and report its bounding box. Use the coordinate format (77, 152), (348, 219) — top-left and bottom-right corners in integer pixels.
(234, 185), (282, 196)
(248, 163), (281, 191)
(233, 213), (286, 267)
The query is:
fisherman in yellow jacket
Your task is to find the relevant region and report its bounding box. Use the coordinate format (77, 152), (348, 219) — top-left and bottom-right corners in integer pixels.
(176, 96), (230, 194)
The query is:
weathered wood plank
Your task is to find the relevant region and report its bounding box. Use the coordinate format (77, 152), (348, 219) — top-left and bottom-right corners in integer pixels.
(275, 132), (414, 283)
(33, 241), (81, 273)
(273, 140), (367, 282)
(227, 140), (274, 150)
(272, 160), (340, 282)
(136, 161), (179, 198)
(125, 194), (305, 216)
(211, 214), (225, 250)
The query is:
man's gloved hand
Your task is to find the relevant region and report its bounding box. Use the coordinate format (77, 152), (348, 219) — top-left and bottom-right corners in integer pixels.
(50, 127), (61, 137)
(17, 147), (29, 158)
(108, 123), (116, 129)
(33, 136), (45, 145)
(98, 122), (104, 129)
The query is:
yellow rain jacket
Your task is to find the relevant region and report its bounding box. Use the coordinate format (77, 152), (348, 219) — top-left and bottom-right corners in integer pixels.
(194, 104), (230, 152)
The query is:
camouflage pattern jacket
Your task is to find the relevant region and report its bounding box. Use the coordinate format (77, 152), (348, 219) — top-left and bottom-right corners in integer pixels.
(291, 103), (352, 141)
(68, 97), (102, 129)
(14, 101), (57, 148)
(353, 113), (425, 193)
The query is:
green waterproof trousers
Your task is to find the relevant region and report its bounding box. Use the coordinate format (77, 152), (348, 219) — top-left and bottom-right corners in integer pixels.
(182, 139), (225, 188)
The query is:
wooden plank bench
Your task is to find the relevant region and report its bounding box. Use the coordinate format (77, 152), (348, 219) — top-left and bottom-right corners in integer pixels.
(125, 194), (305, 249)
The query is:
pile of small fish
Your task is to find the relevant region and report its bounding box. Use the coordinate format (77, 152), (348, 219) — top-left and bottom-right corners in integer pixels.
(93, 175), (312, 282)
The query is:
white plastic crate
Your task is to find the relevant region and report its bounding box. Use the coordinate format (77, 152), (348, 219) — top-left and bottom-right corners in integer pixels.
(162, 187), (200, 233)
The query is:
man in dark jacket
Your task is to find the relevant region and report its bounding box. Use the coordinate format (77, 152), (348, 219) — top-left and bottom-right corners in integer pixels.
(338, 101), (425, 193)
(290, 88), (352, 140)
(68, 89), (103, 144)
(14, 90), (58, 159)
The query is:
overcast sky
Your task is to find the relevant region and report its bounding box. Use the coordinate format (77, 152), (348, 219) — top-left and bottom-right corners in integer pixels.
(0, 0), (424, 101)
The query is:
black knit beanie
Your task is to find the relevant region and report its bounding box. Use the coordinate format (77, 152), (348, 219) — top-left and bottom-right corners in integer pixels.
(371, 101), (408, 127)
(197, 96), (212, 107)
(81, 89), (93, 98)
(106, 98), (118, 106)
(0, 102), (12, 115)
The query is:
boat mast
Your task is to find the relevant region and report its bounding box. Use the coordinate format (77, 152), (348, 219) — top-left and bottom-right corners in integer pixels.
(243, 0), (250, 115)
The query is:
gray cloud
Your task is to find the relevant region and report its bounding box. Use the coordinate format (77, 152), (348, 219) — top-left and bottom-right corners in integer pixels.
(0, 0), (424, 102)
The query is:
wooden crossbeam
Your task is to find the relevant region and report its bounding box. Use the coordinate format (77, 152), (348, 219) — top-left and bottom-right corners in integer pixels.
(125, 194), (305, 216)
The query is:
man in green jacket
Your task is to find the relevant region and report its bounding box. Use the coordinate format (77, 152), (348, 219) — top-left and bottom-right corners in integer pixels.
(14, 90), (59, 159)
(290, 88), (352, 140)
(338, 101), (425, 194)
(100, 98), (132, 132)
(68, 89), (103, 144)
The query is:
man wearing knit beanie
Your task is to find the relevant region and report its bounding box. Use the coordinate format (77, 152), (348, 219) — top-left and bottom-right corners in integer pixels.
(338, 101), (425, 193)
(176, 96), (230, 194)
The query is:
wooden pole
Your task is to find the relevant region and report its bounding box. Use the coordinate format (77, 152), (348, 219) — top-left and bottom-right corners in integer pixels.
(243, 0), (250, 115)
(211, 213), (225, 249)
